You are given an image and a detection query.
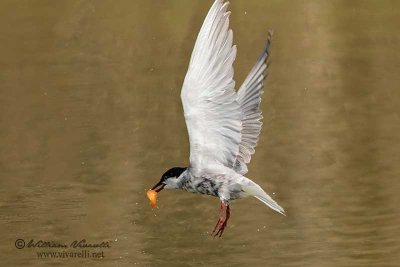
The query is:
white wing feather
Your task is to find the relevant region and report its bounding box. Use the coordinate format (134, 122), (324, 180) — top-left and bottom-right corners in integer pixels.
(234, 33), (272, 175)
(180, 0), (283, 214)
(181, 0), (241, 171)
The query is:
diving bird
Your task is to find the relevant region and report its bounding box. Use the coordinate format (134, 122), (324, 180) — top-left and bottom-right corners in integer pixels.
(148, 0), (285, 237)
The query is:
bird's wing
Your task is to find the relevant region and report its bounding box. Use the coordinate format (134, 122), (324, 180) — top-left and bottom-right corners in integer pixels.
(181, 0), (241, 172)
(233, 32), (272, 175)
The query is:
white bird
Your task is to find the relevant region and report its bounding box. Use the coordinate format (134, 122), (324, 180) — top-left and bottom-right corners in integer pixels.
(149, 0), (285, 237)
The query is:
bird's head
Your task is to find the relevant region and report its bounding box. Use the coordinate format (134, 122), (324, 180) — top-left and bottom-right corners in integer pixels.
(151, 167), (187, 192)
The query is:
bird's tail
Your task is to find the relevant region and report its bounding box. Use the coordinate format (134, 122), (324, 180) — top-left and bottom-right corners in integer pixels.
(241, 183), (286, 216)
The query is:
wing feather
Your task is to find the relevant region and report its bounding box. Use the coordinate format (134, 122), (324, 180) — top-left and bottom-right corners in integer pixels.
(181, 0), (242, 171)
(234, 32), (272, 174)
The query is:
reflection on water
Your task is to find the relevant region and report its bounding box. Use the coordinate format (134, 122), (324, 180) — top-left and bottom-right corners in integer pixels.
(0, 0), (399, 266)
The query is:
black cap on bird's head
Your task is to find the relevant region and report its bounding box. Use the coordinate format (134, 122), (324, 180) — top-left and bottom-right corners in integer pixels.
(151, 167), (187, 192)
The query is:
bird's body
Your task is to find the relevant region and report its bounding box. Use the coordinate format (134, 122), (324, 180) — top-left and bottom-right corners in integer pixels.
(175, 167), (246, 200)
(148, 0), (285, 237)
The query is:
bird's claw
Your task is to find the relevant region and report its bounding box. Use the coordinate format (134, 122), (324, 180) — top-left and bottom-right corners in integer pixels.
(212, 219), (227, 238)
(211, 201), (230, 237)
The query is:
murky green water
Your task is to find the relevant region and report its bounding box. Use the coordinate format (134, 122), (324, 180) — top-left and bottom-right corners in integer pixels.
(1, 0), (399, 266)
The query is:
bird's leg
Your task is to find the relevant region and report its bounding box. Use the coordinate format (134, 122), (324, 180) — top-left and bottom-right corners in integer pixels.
(212, 202), (225, 233)
(212, 201), (230, 237)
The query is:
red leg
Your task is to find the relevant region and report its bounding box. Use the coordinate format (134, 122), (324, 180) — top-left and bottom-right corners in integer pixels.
(212, 202), (224, 233)
(212, 201), (230, 237)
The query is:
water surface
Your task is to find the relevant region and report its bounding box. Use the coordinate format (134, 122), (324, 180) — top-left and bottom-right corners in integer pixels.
(0, 0), (399, 266)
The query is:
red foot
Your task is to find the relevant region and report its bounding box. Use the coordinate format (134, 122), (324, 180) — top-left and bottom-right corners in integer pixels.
(212, 201), (230, 237)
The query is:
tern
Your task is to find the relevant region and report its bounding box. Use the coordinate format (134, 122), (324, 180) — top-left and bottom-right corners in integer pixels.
(148, 0), (285, 237)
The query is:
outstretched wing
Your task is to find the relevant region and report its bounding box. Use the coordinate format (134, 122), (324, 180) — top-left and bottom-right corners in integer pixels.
(181, 0), (241, 171)
(233, 32), (272, 175)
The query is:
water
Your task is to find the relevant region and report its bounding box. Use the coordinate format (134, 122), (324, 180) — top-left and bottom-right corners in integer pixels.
(0, 0), (399, 266)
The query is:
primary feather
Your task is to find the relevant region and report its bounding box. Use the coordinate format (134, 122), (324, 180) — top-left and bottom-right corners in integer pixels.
(182, 1), (271, 175)
(234, 32), (272, 175)
(179, 0), (284, 215)
(181, 0), (241, 172)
